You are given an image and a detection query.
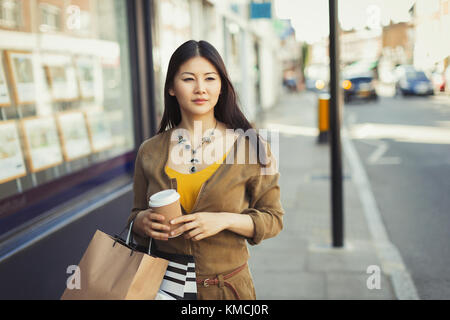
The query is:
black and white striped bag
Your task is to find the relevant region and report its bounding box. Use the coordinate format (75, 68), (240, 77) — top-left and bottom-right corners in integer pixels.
(149, 240), (197, 300)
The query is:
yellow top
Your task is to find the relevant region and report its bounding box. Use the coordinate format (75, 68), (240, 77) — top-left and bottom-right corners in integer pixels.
(165, 151), (230, 213)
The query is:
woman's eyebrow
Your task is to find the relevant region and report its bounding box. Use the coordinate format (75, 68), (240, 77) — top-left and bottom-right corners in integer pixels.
(181, 72), (218, 76)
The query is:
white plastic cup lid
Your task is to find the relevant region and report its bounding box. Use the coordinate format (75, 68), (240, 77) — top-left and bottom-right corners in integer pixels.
(149, 189), (180, 207)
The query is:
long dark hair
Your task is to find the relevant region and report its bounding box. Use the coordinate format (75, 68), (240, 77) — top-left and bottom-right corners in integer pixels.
(157, 40), (268, 166)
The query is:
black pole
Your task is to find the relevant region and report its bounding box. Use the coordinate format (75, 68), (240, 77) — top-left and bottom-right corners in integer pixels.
(143, 0), (158, 137)
(329, 0), (344, 247)
(126, 0), (144, 145)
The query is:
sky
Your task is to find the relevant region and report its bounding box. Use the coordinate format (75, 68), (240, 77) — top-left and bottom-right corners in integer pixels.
(274, 0), (416, 43)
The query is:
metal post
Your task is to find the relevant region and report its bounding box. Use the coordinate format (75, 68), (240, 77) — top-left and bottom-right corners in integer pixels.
(329, 0), (344, 247)
(143, 0), (158, 137)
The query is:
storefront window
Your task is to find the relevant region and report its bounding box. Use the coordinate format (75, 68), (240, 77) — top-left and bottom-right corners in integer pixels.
(0, 0), (134, 238)
(39, 3), (61, 33)
(0, 0), (23, 29)
(152, 0), (192, 122)
(223, 18), (243, 98)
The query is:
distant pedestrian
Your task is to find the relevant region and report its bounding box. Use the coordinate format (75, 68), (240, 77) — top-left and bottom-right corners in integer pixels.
(128, 40), (284, 300)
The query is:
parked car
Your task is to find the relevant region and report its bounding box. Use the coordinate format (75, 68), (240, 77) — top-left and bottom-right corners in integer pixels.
(342, 71), (378, 103)
(445, 65), (450, 94)
(304, 64), (329, 92)
(431, 71), (445, 92)
(394, 65), (434, 96)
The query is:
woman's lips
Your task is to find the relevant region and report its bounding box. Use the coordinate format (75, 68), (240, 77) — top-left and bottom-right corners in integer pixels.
(193, 99), (208, 105)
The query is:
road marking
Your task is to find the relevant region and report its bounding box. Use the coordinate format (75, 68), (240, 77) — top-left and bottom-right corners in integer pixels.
(266, 122), (318, 137)
(359, 140), (402, 165)
(436, 121), (450, 127)
(348, 123), (450, 144)
(342, 128), (420, 300)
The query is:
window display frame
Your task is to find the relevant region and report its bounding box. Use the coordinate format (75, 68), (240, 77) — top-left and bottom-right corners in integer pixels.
(4, 50), (37, 105)
(0, 120), (27, 184)
(74, 55), (97, 100)
(42, 53), (80, 102)
(0, 0), (151, 242)
(84, 108), (114, 153)
(19, 115), (64, 173)
(0, 54), (12, 107)
(55, 110), (92, 162)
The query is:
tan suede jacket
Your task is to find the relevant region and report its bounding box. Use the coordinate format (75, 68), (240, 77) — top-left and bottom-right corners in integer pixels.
(127, 127), (284, 278)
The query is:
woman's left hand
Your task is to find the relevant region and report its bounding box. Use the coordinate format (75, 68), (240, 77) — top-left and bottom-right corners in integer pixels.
(169, 212), (230, 241)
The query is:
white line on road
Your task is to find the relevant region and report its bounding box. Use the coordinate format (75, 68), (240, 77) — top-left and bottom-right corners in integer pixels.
(266, 122), (318, 137)
(348, 122), (450, 144)
(342, 128), (420, 300)
(358, 140), (402, 165)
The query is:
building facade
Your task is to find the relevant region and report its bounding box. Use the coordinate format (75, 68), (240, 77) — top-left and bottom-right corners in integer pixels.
(412, 0), (450, 71)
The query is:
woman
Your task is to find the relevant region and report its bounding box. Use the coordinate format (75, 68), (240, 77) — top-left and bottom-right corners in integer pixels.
(128, 40), (284, 300)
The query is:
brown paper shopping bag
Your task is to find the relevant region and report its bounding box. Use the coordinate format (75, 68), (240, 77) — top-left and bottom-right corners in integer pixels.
(61, 228), (169, 300)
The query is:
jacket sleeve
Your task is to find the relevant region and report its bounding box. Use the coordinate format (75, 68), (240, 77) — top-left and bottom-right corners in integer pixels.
(241, 144), (284, 245)
(127, 144), (150, 246)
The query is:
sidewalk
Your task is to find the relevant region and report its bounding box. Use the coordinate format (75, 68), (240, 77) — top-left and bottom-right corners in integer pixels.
(247, 91), (408, 300)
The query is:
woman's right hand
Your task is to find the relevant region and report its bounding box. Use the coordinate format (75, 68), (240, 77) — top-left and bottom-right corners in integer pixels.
(134, 209), (170, 241)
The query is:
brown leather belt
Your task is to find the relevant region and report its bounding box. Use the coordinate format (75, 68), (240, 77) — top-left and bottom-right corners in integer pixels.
(196, 263), (247, 300)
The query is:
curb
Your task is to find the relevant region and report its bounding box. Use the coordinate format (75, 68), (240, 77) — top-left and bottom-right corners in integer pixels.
(341, 127), (420, 300)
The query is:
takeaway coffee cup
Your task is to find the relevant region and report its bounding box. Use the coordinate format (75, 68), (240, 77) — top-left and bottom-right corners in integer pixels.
(149, 189), (182, 238)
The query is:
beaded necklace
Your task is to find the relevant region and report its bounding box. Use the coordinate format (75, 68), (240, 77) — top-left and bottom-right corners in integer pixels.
(176, 120), (218, 173)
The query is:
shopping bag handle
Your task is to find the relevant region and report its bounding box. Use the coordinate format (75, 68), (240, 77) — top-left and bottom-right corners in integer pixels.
(126, 220), (134, 246)
(126, 219), (152, 255)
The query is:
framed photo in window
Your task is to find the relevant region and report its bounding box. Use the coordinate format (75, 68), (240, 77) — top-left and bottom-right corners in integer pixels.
(42, 54), (79, 102)
(105, 109), (127, 148)
(20, 116), (63, 173)
(75, 56), (96, 99)
(0, 120), (27, 184)
(56, 111), (92, 161)
(5, 50), (37, 105)
(84, 109), (113, 153)
(0, 56), (11, 107)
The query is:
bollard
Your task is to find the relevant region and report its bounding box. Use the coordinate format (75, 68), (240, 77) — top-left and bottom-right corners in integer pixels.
(317, 93), (330, 144)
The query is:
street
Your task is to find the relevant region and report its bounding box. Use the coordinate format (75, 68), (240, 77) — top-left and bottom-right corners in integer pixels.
(344, 92), (450, 299)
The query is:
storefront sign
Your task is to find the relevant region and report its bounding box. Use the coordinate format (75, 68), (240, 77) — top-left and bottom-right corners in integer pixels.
(250, 2), (271, 19)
